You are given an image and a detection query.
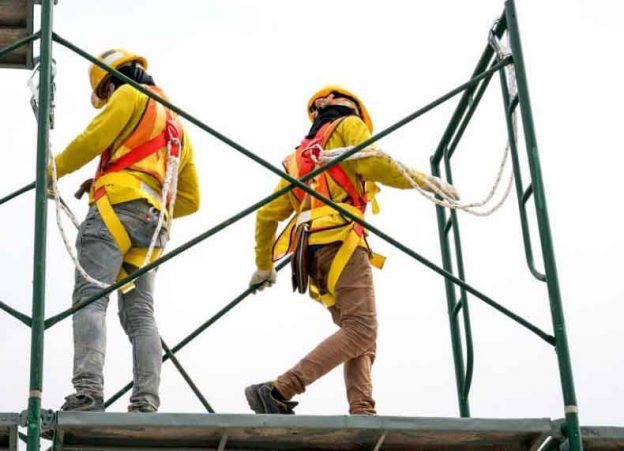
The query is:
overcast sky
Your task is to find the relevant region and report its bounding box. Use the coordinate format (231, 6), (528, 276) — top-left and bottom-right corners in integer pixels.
(0, 0), (623, 435)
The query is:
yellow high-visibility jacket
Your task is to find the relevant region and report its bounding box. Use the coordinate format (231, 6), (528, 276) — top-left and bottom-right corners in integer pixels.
(53, 84), (200, 218)
(255, 115), (426, 270)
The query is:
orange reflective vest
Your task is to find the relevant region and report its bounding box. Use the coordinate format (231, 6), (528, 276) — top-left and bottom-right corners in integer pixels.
(92, 85), (183, 292)
(273, 117), (384, 307)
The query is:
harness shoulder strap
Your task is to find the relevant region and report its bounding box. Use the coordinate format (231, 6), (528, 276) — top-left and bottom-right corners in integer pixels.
(99, 110), (181, 175)
(96, 86), (182, 180)
(287, 117), (348, 203)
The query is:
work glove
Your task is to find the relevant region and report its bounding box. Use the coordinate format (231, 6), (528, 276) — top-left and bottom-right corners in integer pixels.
(74, 178), (93, 200)
(425, 176), (460, 201)
(249, 268), (277, 293)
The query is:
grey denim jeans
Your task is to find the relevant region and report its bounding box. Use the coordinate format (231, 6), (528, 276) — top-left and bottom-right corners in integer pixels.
(72, 199), (167, 411)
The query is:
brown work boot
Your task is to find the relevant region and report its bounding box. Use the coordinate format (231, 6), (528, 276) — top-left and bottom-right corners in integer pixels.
(245, 382), (298, 414)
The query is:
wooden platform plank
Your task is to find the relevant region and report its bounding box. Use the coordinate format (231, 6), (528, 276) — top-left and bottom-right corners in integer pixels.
(54, 413), (553, 450)
(0, 413), (19, 451)
(0, 0), (34, 68)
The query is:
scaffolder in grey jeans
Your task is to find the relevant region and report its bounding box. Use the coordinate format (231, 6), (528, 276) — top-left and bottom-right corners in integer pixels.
(65, 199), (167, 412)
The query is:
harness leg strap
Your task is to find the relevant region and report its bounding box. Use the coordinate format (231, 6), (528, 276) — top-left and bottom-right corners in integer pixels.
(95, 194), (134, 292)
(325, 230), (361, 307)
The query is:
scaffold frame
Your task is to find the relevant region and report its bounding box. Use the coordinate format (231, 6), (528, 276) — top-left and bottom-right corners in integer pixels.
(0, 1), (591, 449)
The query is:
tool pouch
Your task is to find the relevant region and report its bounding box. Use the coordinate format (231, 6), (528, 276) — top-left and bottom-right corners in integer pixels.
(291, 223), (310, 294)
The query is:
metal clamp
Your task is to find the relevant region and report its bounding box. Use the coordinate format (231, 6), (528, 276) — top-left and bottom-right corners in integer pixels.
(28, 56), (57, 129)
(40, 409), (56, 430)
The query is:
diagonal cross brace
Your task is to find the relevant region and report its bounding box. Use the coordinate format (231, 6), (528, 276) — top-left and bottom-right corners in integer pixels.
(45, 34), (554, 345)
(104, 257), (292, 408)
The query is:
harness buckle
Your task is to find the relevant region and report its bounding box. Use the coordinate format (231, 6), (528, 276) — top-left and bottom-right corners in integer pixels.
(303, 143), (323, 166)
(165, 119), (182, 158)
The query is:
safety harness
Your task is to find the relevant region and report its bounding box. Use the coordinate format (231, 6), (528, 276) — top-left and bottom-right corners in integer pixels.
(92, 86), (183, 292)
(273, 117), (385, 307)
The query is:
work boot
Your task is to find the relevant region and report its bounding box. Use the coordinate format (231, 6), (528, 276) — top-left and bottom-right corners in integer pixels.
(41, 394), (104, 440)
(245, 382), (298, 414)
(60, 393), (105, 412)
(128, 404), (157, 413)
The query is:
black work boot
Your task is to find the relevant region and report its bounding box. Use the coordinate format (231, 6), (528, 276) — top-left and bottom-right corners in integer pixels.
(128, 404), (157, 413)
(60, 393), (105, 412)
(41, 394), (104, 440)
(245, 382), (298, 414)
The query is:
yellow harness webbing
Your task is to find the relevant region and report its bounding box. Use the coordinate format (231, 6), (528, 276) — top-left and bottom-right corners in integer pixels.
(297, 204), (385, 307)
(95, 191), (162, 293)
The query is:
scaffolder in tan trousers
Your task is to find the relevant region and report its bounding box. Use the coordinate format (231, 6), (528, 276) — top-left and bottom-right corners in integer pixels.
(246, 86), (458, 415)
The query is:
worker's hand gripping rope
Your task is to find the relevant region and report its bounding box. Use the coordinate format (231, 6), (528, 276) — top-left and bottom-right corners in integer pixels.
(314, 31), (517, 218)
(425, 176), (460, 201)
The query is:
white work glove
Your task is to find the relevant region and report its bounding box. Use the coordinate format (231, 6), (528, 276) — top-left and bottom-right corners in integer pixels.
(249, 268), (277, 293)
(425, 176), (460, 201)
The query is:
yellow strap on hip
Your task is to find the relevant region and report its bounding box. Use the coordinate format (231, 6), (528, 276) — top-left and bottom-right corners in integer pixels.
(369, 252), (386, 269)
(96, 190), (163, 294)
(96, 194), (132, 254)
(296, 203), (364, 228)
(94, 172), (165, 213)
(326, 229), (360, 297)
(319, 232), (386, 308)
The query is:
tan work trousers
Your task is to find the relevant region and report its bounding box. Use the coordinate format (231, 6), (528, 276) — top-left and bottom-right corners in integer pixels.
(274, 242), (377, 414)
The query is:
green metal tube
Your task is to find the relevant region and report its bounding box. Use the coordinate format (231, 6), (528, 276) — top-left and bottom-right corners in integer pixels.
(431, 163), (469, 417)
(49, 35), (550, 378)
(447, 68), (496, 160)
(53, 32), (511, 193)
(45, 145), (553, 347)
(505, 1), (582, 449)
(43, 45), (512, 326)
(27, 1), (53, 450)
(105, 257), (292, 408)
(498, 66), (546, 282)
(44, 183), (300, 328)
(0, 182), (36, 207)
(0, 31), (40, 61)
(443, 160), (475, 411)
(0, 299), (32, 326)
(160, 339), (215, 413)
(431, 13), (507, 166)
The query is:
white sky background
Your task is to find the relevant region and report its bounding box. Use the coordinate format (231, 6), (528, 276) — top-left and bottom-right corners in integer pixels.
(0, 0), (623, 431)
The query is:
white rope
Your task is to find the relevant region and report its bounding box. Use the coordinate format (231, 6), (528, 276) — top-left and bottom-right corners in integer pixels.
(43, 114), (178, 288)
(320, 146), (513, 217)
(141, 149), (179, 267)
(317, 32), (518, 218)
(48, 144), (178, 289)
(48, 146), (110, 288)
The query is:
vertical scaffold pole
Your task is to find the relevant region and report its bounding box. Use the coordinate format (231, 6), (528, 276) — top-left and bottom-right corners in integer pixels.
(27, 0), (53, 449)
(504, 1), (583, 449)
(430, 162), (470, 418)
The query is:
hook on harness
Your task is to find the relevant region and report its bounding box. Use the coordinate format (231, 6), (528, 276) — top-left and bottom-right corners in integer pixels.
(27, 56), (57, 129)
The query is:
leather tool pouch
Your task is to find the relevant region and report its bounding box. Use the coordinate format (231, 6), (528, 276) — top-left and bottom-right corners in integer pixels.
(291, 224), (310, 294)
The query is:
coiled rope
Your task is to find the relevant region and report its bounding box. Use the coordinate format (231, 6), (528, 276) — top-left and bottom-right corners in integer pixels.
(318, 32), (518, 217)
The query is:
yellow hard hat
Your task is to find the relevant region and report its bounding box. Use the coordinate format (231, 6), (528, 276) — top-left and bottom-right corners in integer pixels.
(307, 85), (373, 133)
(89, 48), (148, 108)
